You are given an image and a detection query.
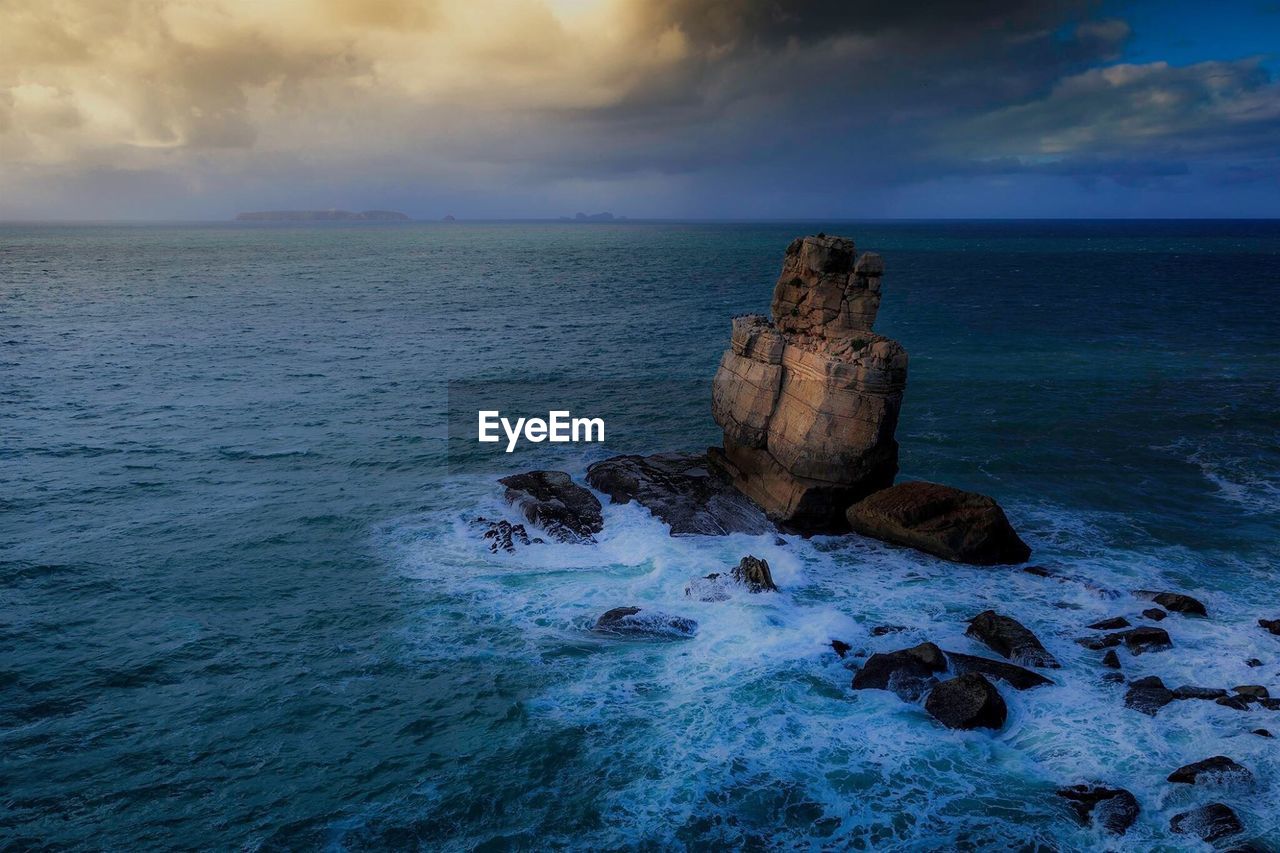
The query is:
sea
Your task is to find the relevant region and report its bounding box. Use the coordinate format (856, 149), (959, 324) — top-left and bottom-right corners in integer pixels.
(3, 220), (1279, 850)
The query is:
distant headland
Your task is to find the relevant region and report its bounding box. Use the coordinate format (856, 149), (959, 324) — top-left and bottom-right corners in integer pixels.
(234, 210), (410, 222)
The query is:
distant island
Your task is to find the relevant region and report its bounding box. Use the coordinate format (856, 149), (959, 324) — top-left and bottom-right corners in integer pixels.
(234, 210), (410, 222)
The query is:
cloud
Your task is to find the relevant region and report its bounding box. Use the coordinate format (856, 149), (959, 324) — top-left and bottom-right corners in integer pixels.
(0, 0), (1277, 217)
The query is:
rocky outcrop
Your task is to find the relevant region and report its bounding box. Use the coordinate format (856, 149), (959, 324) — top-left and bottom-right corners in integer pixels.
(1172, 685), (1228, 701)
(731, 555), (778, 592)
(593, 607), (697, 639)
(473, 517), (543, 553)
(1169, 803), (1243, 843)
(499, 470), (603, 543)
(1134, 590), (1206, 617)
(944, 651), (1053, 690)
(586, 452), (772, 536)
(851, 642), (947, 701)
(1056, 785), (1140, 835)
(1259, 618), (1280, 635)
(1078, 626), (1172, 655)
(924, 673), (1007, 730)
(966, 611), (1059, 668)
(710, 235), (907, 531)
(846, 482), (1031, 565)
(1167, 756), (1252, 785)
(1125, 676), (1175, 715)
(685, 555), (779, 600)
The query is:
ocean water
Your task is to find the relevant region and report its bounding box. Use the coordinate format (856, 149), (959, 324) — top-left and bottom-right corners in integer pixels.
(3, 220), (1279, 850)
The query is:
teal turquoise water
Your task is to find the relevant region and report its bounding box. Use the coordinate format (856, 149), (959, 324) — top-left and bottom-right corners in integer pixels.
(3, 221), (1278, 849)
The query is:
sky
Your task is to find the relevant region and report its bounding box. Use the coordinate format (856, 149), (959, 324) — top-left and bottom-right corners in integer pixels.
(1, 0), (1278, 220)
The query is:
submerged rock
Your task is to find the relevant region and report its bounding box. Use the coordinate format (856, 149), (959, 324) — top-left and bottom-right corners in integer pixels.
(1167, 756), (1252, 785)
(731, 555), (778, 592)
(1134, 590), (1206, 617)
(1125, 676), (1175, 715)
(585, 452), (772, 536)
(1260, 618), (1280, 635)
(474, 517), (543, 553)
(1056, 785), (1140, 835)
(1088, 616), (1130, 630)
(1217, 695), (1252, 711)
(944, 650), (1053, 690)
(870, 625), (908, 636)
(1078, 626), (1171, 655)
(594, 607), (697, 639)
(1233, 684), (1269, 699)
(924, 673), (1007, 730)
(966, 610), (1059, 668)
(846, 482), (1031, 565)
(1173, 685), (1228, 701)
(710, 235), (907, 532)
(1102, 650), (1122, 670)
(830, 639), (852, 658)
(1143, 608), (1167, 621)
(851, 642), (947, 701)
(684, 573), (732, 602)
(1253, 729), (1273, 738)
(498, 470), (603, 543)
(1169, 802), (1243, 843)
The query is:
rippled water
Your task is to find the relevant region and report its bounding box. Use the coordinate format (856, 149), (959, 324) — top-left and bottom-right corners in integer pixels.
(3, 221), (1279, 849)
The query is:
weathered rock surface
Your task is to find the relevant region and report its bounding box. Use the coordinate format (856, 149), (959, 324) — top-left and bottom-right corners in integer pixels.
(585, 452), (772, 536)
(593, 607), (697, 639)
(710, 235), (907, 531)
(966, 611), (1059, 668)
(498, 470), (603, 543)
(846, 482), (1031, 565)
(1135, 590), (1206, 617)
(1168, 756), (1252, 785)
(731, 555), (778, 592)
(944, 650), (1053, 690)
(924, 673), (1007, 730)
(1170, 802), (1243, 843)
(1078, 626), (1172, 655)
(851, 642), (947, 701)
(1125, 676), (1175, 715)
(473, 517), (543, 553)
(1056, 785), (1140, 835)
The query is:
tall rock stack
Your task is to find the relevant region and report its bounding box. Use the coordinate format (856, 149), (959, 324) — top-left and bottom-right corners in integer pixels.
(710, 235), (908, 531)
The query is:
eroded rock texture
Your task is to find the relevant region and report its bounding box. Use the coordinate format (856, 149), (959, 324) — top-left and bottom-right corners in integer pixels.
(711, 235), (907, 531)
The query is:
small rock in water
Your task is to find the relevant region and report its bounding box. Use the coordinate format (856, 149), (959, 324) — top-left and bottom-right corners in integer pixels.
(498, 470), (603, 543)
(1125, 676), (1174, 715)
(924, 673), (1007, 730)
(474, 517), (540, 553)
(1056, 785), (1140, 835)
(1023, 565), (1055, 578)
(851, 642), (947, 701)
(944, 650), (1053, 690)
(1245, 658), (1263, 667)
(1143, 608), (1167, 621)
(870, 625), (908, 636)
(1101, 672), (1126, 684)
(1169, 802), (1243, 843)
(731, 555), (778, 592)
(1253, 728), (1273, 738)
(594, 607), (697, 639)
(1167, 756), (1252, 785)
(830, 639), (852, 658)
(1080, 626), (1171, 655)
(1173, 685), (1228, 701)
(1258, 618), (1280, 636)
(966, 610), (1059, 668)
(1217, 695), (1252, 711)
(1088, 616), (1130, 630)
(1135, 590), (1206, 617)
(1102, 650), (1121, 669)
(1233, 684), (1269, 699)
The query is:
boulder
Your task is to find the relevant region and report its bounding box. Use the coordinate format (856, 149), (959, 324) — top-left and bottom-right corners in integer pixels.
(1260, 618), (1280, 635)
(1102, 650), (1122, 670)
(1234, 685), (1269, 699)
(731, 555), (778, 592)
(852, 642), (947, 701)
(1169, 803), (1243, 843)
(1217, 695), (1252, 711)
(1173, 685), (1228, 701)
(1143, 608), (1167, 621)
(924, 673), (1007, 730)
(871, 625), (908, 636)
(585, 452), (772, 536)
(1125, 676), (1174, 715)
(710, 235), (908, 531)
(1246, 658), (1263, 667)
(593, 607), (697, 639)
(1135, 590), (1206, 617)
(1078, 626), (1171, 655)
(1254, 729), (1273, 738)
(846, 482), (1031, 565)
(498, 470), (603, 543)
(944, 650), (1053, 690)
(830, 639), (852, 658)
(1056, 785), (1140, 835)
(966, 611), (1059, 668)
(1088, 617), (1130, 630)
(1167, 756), (1252, 785)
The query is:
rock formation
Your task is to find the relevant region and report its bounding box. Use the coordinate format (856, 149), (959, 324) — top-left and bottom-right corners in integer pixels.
(593, 607), (698, 639)
(1056, 785), (1140, 835)
(924, 673), (1007, 730)
(1169, 802), (1243, 843)
(498, 470), (603, 543)
(710, 235), (907, 531)
(966, 611), (1059, 668)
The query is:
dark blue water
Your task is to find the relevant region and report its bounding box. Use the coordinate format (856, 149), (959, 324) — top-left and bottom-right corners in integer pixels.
(3, 221), (1278, 849)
